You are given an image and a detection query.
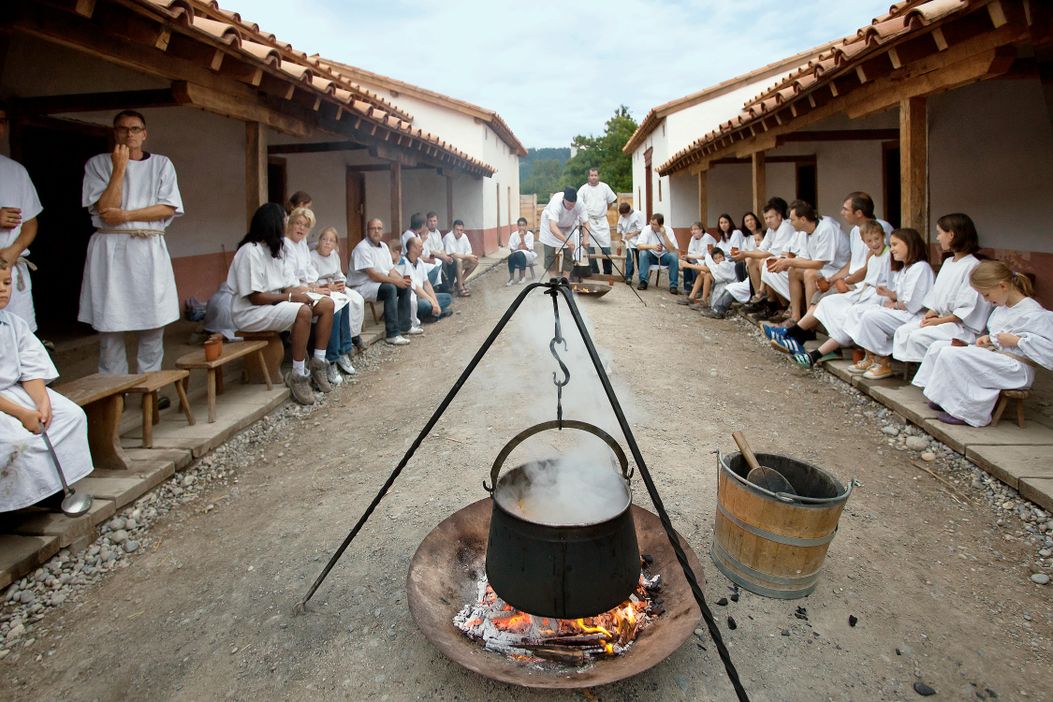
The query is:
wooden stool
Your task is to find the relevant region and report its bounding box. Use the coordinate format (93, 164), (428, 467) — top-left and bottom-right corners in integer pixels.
(992, 389), (1030, 428)
(237, 330), (283, 385)
(366, 301), (381, 324)
(126, 370), (195, 448)
(53, 373), (145, 471)
(176, 340), (270, 423)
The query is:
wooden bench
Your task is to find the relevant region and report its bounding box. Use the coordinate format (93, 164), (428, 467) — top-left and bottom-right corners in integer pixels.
(237, 330), (284, 385)
(125, 370), (195, 448)
(175, 340), (271, 423)
(52, 373), (145, 471)
(992, 389), (1030, 428)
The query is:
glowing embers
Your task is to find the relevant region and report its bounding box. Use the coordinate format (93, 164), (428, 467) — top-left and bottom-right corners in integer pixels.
(454, 568), (662, 666)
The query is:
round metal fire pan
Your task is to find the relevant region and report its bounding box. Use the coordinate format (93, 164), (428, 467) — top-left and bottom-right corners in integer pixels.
(406, 498), (703, 689)
(570, 281), (612, 298)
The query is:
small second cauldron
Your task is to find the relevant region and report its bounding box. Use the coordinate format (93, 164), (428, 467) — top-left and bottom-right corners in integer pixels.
(483, 420), (641, 619)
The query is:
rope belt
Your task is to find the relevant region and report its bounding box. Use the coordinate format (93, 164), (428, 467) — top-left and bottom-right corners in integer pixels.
(14, 256), (36, 292)
(96, 228), (165, 239)
(995, 348), (1040, 369)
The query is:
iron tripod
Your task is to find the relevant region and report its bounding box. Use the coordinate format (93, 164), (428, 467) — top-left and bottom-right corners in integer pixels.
(297, 278), (749, 702)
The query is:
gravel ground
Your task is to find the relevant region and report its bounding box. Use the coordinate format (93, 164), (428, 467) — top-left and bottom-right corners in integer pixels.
(1, 268), (1051, 701)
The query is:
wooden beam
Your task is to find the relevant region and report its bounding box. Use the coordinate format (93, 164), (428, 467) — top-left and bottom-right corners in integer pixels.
(13, 88), (178, 115)
(900, 96), (929, 242)
(390, 162), (403, 236)
(343, 164), (390, 172)
(75, 0), (96, 17)
(171, 81), (310, 138)
(446, 174), (454, 229)
(751, 152), (766, 216)
(776, 129), (899, 145)
(697, 171), (708, 229)
(267, 141), (368, 155)
(245, 122), (267, 228)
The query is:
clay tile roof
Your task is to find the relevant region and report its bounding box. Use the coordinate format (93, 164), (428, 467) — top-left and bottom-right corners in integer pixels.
(145, 0), (194, 23)
(191, 16), (240, 44)
(311, 76), (337, 95)
(904, 0), (967, 26)
(278, 62), (312, 83)
(241, 40), (281, 67)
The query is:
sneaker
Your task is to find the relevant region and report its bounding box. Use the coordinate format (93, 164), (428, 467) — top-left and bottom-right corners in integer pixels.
(309, 357), (333, 393)
(326, 362), (344, 386)
(770, 336), (805, 355)
(505, 279), (515, 287)
(637, 281), (648, 290)
(742, 298), (768, 313)
(406, 326), (424, 336)
(863, 364), (893, 380)
(285, 371), (316, 405)
(336, 354), (357, 375)
(157, 395), (171, 411)
(677, 297), (696, 306)
(792, 352), (816, 368)
(669, 287), (679, 295)
(846, 358), (872, 374)
(384, 335), (410, 346)
(762, 323), (789, 340)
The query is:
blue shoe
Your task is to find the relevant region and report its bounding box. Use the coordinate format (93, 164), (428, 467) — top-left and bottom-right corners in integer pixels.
(762, 323), (788, 340)
(770, 336), (805, 355)
(792, 352), (815, 368)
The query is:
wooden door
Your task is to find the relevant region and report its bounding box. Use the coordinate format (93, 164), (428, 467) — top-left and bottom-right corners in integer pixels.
(644, 147), (654, 220)
(345, 169), (366, 256)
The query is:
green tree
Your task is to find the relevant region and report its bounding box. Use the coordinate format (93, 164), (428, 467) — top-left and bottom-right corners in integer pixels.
(520, 158), (563, 200)
(559, 106), (637, 193)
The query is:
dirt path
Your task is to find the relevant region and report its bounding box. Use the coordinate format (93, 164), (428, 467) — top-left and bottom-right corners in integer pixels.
(2, 268), (1050, 701)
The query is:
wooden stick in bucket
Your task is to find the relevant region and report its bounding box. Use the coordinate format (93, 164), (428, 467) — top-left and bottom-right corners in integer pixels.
(732, 432), (796, 495)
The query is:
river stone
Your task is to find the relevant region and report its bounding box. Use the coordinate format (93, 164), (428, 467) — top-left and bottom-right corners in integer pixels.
(905, 436), (929, 451)
(881, 424), (900, 436)
(1030, 573), (1050, 585)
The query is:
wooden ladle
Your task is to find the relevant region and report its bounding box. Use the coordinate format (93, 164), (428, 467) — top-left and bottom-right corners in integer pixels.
(732, 431), (796, 495)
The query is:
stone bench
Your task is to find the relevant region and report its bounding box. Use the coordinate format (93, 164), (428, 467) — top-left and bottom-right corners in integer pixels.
(175, 340), (270, 423)
(52, 373), (145, 471)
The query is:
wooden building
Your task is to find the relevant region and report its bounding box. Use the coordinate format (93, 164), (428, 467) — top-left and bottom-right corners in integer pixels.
(0, 0), (523, 336)
(627, 0), (1053, 304)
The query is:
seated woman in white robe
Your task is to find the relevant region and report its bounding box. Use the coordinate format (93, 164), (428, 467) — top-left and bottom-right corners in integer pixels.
(841, 228), (934, 379)
(913, 261), (1053, 427)
(0, 261), (93, 512)
(227, 203), (335, 406)
(767, 220), (891, 365)
(311, 226), (365, 374)
(892, 213), (992, 363)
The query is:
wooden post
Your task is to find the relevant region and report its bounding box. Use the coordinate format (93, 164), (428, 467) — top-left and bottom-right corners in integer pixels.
(390, 161), (403, 236)
(697, 170), (709, 229)
(751, 151), (766, 216)
(496, 182), (502, 247)
(446, 174), (454, 229)
(245, 122), (267, 227)
(900, 96), (929, 242)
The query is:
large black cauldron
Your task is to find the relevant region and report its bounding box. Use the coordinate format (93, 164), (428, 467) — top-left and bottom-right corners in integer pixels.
(483, 420), (641, 619)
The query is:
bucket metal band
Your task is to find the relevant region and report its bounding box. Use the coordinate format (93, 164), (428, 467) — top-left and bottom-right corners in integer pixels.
(711, 543), (818, 599)
(717, 449), (854, 505)
(716, 503), (838, 548)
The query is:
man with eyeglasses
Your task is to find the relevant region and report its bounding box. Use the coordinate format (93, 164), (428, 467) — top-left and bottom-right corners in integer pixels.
(0, 101), (44, 332)
(80, 110), (183, 376)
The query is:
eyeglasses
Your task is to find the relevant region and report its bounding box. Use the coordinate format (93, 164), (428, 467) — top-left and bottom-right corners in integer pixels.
(114, 126), (145, 135)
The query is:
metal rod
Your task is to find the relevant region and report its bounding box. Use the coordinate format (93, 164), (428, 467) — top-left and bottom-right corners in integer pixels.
(553, 285), (751, 702)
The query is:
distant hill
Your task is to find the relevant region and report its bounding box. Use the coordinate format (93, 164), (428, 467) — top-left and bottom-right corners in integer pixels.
(520, 147), (570, 198)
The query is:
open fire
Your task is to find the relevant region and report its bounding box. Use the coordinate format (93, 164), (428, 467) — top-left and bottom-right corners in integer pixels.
(453, 564), (662, 666)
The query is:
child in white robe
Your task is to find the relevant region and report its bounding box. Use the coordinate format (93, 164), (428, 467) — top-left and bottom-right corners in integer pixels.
(767, 221), (891, 364)
(913, 261), (1053, 426)
(680, 222), (717, 304)
(893, 213), (991, 362)
(311, 226), (365, 368)
(0, 261), (93, 512)
(841, 228), (934, 378)
(696, 249), (739, 319)
(227, 204), (335, 405)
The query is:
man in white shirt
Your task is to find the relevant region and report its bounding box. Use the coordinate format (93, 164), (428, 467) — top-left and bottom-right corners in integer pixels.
(347, 218), (413, 345)
(402, 212), (427, 250)
(767, 200), (850, 322)
(635, 213), (680, 294)
(422, 211), (453, 292)
(402, 236), (451, 323)
(617, 203), (644, 283)
(740, 197), (795, 317)
(442, 220), (479, 296)
(80, 110), (183, 375)
(838, 191), (893, 282)
(0, 102), (44, 332)
(539, 187), (589, 278)
(577, 168), (617, 275)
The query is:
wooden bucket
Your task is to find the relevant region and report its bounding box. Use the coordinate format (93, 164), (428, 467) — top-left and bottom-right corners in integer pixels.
(712, 452), (852, 599)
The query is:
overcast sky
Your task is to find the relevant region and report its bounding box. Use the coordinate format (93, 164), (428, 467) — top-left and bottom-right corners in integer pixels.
(247, 0), (889, 147)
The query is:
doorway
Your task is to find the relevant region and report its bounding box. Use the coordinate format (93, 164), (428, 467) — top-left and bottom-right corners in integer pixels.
(644, 147), (653, 220)
(13, 118), (109, 338)
(267, 157), (287, 207)
(795, 161), (818, 209)
(882, 142), (901, 228)
(345, 168), (366, 256)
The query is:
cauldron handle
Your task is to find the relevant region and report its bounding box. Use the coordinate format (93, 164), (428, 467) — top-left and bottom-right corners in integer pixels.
(483, 419), (632, 493)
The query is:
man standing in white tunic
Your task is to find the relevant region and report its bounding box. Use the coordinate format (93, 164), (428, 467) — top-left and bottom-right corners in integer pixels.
(79, 110), (183, 375)
(539, 187), (589, 278)
(578, 168), (617, 275)
(0, 103), (44, 332)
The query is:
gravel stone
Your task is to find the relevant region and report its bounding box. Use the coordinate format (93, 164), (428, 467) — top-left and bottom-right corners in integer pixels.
(905, 436), (929, 451)
(123, 540), (140, 554)
(109, 529), (128, 545)
(1030, 573), (1050, 585)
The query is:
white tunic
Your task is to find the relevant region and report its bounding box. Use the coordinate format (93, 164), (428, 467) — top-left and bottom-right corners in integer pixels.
(78, 153), (183, 332)
(843, 261), (934, 356)
(848, 219), (893, 273)
(348, 238), (395, 302)
(637, 225), (678, 256)
(913, 298), (1053, 426)
(226, 242), (302, 333)
(444, 231), (474, 257)
(0, 155), (44, 331)
(718, 229), (745, 255)
(814, 247), (892, 345)
(538, 193), (588, 248)
(401, 229), (420, 249)
(577, 182), (617, 247)
(310, 249), (347, 286)
(802, 217), (851, 278)
(284, 237), (319, 285)
(617, 210), (645, 250)
(424, 229), (446, 255)
(687, 234), (716, 261)
(310, 248), (364, 336)
(0, 311), (93, 512)
(892, 254), (992, 361)
(704, 252), (737, 301)
(507, 230), (538, 265)
(759, 219), (797, 257)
